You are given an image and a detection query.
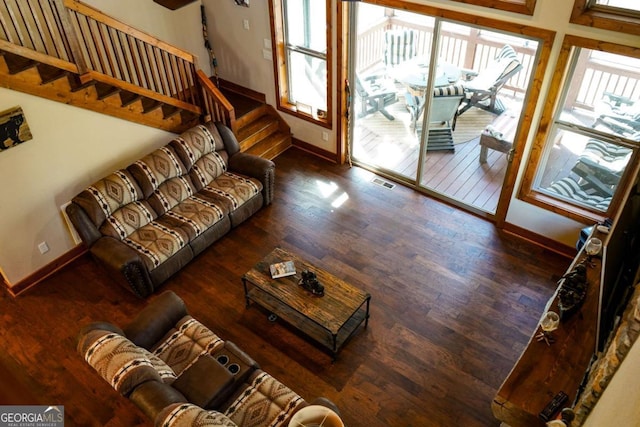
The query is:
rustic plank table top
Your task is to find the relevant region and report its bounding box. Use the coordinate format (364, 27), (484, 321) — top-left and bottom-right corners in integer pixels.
(242, 247), (371, 358)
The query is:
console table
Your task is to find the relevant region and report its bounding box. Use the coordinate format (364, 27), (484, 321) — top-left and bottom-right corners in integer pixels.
(492, 231), (605, 426)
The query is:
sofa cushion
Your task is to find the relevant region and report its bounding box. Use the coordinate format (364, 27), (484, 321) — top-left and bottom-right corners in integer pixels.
(155, 196), (227, 242)
(153, 316), (224, 377)
(99, 200), (157, 240)
(72, 170), (143, 228)
(198, 172), (263, 212)
(190, 151), (228, 191)
(156, 403), (236, 427)
(129, 146), (187, 197)
(148, 175), (197, 216)
(123, 222), (189, 271)
(224, 371), (304, 427)
(82, 330), (177, 395)
(170, 124), (228, 171)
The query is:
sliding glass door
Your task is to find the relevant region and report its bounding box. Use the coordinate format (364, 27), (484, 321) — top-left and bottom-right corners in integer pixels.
(348, 2), (540, 216)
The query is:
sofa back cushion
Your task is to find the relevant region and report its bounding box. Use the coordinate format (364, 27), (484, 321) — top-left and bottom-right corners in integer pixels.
(80, 329), (177, 395)
(152, 316), (224, 377)
(170, 124), (227, 170)
(129, 146), (187, 197)
(128, 146), (198, 216)
(72, 170), (144, 228)
(190, 153), (228, 190)
(170, 123), (229, 192)
(99, 200), (157, 240)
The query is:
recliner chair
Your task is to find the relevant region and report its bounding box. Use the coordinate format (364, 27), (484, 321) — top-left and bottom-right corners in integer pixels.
(77, 291), (340, 427)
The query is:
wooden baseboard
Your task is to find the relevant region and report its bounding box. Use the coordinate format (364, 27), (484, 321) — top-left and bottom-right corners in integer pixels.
(502, 222), (576, 259)
(5, 245), (87, 297)
(218, 78), (266, 104)
(292, 138), (338, 163)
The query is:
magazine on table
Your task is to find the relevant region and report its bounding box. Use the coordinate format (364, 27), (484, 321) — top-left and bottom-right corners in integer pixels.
(270, 260), (296, 278)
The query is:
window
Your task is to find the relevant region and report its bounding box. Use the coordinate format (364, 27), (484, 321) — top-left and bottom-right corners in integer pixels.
(571, 0), (640, 35)
(520, 36), (640, 223)
(446, 0), (536, 15)
(270, 0), (331, 126)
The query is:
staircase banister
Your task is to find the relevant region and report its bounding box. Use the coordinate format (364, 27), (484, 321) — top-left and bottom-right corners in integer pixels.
(88, 71), (201, 114)
(196, 69), (237, 133)
(0, 40), (78, 74)
(63, 0), (197, 63)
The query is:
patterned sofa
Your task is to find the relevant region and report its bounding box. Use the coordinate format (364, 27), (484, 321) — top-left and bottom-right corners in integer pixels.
(66, 122), (274, 298)
(77, 291), (341, 427)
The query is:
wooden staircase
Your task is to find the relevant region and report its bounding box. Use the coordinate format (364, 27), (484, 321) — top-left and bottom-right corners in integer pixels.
(0, 50), (199, 133)
(220, 85), (292, 160)
(0, 0), (292, 158)
(235, 104), (292, 159)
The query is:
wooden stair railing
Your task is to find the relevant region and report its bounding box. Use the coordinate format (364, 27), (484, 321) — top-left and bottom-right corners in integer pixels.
(0, 0), (209, 132)
(196, 69), (237, 134)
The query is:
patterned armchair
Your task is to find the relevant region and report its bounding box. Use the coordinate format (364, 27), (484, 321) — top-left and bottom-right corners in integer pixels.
(77, 291), (340, 427)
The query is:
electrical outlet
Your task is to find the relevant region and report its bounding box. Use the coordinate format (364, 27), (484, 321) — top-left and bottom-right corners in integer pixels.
(263, 38), (271, 50)
(263, 49), (272, 60)
(38, 241), (49, 254)
(243, 19), (250, 30)
(322, 131), (329, 141)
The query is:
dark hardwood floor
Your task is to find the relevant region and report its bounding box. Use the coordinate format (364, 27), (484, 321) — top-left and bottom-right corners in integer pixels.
(0, 147), (570, 426)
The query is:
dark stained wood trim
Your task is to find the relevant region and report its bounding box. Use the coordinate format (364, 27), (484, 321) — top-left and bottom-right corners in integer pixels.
(218, 78), (267, 104)
(570, 0), (640, 36)
(291, 139), (338, 164)
(6, 245), (87, 297)
(447, 0), (536, 16)
(502, 222), (576, 259)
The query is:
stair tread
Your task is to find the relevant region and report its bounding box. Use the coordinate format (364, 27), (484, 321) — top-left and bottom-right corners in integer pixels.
(236, 115), (278, 140)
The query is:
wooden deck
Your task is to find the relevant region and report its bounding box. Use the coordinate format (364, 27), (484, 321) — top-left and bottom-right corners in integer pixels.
(352, 95), (586, 213)
(353, 98), (510, 213)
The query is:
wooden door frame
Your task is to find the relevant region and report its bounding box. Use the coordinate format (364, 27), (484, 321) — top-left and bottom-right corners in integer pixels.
(336, 0), (555, 227)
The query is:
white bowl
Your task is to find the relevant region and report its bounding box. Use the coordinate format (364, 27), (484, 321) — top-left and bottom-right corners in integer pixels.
(288, 405), (344, 427)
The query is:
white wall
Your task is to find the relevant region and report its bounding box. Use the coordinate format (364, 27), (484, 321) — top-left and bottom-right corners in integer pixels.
(0, 88), (173, 285)
(84, 0), (211, 76)
(0, 0), (205, 286)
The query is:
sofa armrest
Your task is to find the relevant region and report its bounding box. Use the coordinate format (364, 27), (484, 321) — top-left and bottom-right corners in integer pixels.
(65, 202), (102, 246)
(172, 354), (234, 409)
(90, 236), (154, 298)
(228, 153), (275, 206)
(124, 291), (189, 350)
(130, 380), (188, 422)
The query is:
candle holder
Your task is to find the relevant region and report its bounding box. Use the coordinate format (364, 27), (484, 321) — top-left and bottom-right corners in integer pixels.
(536, 311), (560, 345)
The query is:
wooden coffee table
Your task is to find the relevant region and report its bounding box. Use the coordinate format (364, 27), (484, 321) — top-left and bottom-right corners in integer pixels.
(242, 247), (371, 360)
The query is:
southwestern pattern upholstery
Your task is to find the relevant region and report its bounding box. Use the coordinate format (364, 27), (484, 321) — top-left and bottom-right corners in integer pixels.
(66, 122), (275, 298)
(224, 371), (304, 427)
(77, 291), (340, 427)
(157, 403), (236, 427)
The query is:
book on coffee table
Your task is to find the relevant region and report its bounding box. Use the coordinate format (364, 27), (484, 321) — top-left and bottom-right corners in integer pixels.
(270, 260), (296, 279)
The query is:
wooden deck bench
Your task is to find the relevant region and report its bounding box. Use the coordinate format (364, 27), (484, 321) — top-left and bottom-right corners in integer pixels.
(478, 110), (518, 163)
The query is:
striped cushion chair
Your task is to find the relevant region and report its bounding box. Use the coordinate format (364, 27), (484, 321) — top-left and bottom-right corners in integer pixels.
(571, 139), (632, 193)
(548, 176), (612, 211)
